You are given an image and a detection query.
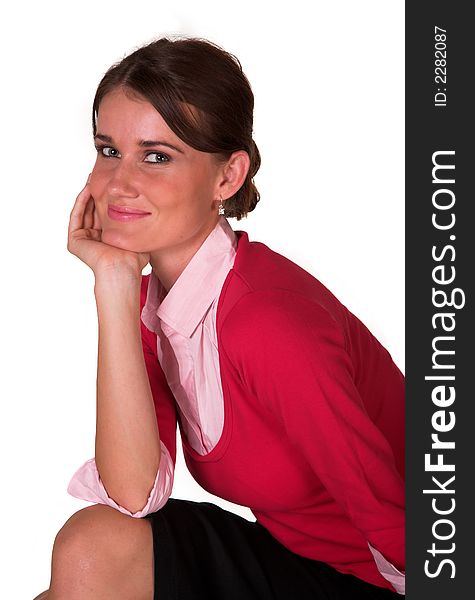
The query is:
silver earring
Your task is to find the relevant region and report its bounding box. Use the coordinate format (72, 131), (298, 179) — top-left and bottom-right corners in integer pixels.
(218, 197), (225, 215)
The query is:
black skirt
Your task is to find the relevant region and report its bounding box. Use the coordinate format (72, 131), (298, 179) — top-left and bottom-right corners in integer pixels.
(144, 498), (401, 600)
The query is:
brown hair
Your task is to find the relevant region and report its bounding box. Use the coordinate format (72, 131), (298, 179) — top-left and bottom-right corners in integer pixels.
(92, 36), (261, 220)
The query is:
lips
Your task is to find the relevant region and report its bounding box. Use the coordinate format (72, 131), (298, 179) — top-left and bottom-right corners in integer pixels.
(108, 204), (151, 215)
(107, 204), (152, 222)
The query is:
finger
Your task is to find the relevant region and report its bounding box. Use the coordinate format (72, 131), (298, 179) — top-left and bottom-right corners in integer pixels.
(68, 183), (90, 225)
(83, 228), (102, 241)
(68, 181), (92, 234)
(92, 202), (102, 231)
(83, 196), (95, 230)
(67, 227), (102, 258)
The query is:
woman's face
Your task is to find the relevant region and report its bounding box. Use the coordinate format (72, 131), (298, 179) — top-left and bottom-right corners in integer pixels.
(89, 88), (223, 255)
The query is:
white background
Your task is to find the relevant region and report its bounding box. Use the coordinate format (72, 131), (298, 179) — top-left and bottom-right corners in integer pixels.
(0, 1), (404, 597)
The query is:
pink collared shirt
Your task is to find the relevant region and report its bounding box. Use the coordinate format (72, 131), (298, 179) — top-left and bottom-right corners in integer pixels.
(66, 216), (404, 594)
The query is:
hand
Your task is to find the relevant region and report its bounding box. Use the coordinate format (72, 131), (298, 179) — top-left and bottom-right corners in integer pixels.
(67, 176), (150, 280)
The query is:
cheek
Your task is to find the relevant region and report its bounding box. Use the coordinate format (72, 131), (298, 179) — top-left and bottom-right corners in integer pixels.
(89, 167), (108, 201)
(88, 176), (108, 226)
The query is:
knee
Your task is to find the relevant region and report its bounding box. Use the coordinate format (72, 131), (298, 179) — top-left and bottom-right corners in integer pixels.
(52, 504), (152, 581)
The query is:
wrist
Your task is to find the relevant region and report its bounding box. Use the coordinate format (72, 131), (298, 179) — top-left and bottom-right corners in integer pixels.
(94, 271), (142, 301)
(94, 266), (142, 286)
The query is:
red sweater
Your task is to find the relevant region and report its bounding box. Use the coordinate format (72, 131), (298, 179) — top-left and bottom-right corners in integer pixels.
(139, 230), (405, 591)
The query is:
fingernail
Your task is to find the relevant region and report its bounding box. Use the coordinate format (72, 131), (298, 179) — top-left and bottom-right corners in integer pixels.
(87, 173), (92, 184)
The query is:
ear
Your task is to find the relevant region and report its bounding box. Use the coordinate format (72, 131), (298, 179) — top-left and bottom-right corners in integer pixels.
(215, 150), (250, 201)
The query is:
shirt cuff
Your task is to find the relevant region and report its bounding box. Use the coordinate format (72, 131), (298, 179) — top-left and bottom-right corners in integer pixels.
(368, 543), (405, 595)
(67, 441), (174, 518)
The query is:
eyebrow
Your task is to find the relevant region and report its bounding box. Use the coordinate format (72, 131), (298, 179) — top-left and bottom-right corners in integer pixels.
(94, 133), (185, 154)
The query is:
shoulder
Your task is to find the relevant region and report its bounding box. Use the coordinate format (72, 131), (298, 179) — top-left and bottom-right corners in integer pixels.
(219, 233), (350, 346)
(230, 232), (347, 315)
(231, 233), (319, 291)
(219, 287), (349, 368)
(221, 287), (344, 334)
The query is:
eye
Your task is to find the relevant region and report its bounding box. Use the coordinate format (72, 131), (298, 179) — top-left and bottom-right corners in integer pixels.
(144, 152), (170, 164)
(95, 145), (120, 158)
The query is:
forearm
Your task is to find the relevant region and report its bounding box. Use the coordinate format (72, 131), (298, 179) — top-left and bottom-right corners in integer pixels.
(94, 274), (161, 514)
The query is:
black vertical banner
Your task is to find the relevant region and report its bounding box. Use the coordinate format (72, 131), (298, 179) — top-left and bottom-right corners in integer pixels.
(406, 3), (473, 599)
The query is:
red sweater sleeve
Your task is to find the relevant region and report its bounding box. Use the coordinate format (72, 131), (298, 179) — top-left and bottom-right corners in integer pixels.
(222, 288), (405, 571)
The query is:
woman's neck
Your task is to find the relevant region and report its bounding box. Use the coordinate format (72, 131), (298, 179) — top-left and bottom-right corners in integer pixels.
(149, 218), (219, 293)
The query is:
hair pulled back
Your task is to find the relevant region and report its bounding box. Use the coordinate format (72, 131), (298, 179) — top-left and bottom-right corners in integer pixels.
(92, 36), (260, 220)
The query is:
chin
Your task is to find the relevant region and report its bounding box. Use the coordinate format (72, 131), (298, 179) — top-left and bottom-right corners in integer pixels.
(101, 228), (145, 253)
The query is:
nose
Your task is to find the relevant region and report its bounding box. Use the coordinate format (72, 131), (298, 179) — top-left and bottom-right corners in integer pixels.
(105, 160), (140, 199)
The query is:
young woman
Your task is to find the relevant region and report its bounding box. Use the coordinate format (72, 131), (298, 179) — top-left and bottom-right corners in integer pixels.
(34, 37), (405, 600)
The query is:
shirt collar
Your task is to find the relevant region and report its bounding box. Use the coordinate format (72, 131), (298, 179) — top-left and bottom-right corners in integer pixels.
(141, 216), (237, 338)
